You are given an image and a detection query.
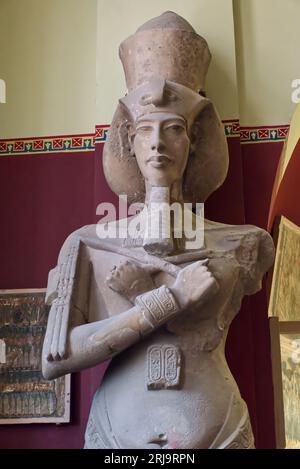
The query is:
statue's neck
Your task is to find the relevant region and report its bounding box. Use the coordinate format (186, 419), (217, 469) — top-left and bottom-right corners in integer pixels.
(143, 182), (185, 256)
(144, 180), (184, 206)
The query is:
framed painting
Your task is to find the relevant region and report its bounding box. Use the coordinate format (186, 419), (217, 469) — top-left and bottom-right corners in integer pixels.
(270, 318), (300, 449)
(0, 289), (70, 424)
(268, 216), (300, 321)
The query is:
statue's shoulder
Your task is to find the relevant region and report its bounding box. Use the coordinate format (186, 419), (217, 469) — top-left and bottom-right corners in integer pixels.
(57, 221), (125, 262)
(205, 219), (275, 295)
(205, 219), (273, 251)
(46, 221), (125, 315)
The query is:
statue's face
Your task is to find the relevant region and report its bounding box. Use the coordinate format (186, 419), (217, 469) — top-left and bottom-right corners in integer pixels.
(133, 112), (190, 187)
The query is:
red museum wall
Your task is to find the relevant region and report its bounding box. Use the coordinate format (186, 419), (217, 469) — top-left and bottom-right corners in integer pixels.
(0, 134), (282, 448)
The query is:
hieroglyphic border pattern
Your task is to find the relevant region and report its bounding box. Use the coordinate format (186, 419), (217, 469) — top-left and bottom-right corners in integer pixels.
(0, 122), (290, 156)
(240, 125), (290, 144)
(0, 134), (96, 156)
(223, 121), (290, 143)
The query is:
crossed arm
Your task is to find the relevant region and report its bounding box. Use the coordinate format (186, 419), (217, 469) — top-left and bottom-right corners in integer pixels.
(42, 260), (218, 380)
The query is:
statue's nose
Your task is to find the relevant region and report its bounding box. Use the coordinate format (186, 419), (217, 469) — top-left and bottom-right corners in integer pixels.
(150, 129), (166, 152)
(151, 142), (165, 152)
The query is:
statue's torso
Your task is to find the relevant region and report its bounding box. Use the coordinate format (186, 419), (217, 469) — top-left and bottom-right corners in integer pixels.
(78, 220), (268, 448)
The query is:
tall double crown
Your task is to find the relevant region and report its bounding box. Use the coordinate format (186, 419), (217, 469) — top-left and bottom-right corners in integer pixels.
(119, 12), (212, 125)
(119, 11), (211, 94)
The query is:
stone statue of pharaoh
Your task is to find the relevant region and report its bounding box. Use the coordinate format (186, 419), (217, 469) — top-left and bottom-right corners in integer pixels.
(42, 12), (274, 449)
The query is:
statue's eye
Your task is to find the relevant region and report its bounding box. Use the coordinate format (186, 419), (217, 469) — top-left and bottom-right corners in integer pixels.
(136, 125), (152, 134)
(165, 124), (185, 133)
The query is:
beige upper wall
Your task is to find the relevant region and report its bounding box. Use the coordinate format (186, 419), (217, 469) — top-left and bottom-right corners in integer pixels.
(234, 0), (300, 126)
(1, 0), (299, 139)
(96, 0), (239, 124)
(0, 0), (97, 138)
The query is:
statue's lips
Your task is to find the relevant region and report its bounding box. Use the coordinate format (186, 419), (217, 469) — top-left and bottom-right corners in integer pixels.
(147, 155), (173, 168)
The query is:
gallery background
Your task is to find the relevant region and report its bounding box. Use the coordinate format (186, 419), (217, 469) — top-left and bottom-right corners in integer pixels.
(0, 0), (299, 448)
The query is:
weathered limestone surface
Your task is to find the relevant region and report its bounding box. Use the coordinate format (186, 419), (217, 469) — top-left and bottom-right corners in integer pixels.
(42, 12), (274, 449)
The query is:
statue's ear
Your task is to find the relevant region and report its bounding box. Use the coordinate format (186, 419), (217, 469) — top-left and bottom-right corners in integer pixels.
(188, 120), (199, 158)
(103, 103), (145, 204)
(127, 123), (136, 157)
(183, 101), (229, 204)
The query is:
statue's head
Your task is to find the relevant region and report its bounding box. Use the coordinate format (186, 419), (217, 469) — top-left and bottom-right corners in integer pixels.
(103, 11), (229, 205)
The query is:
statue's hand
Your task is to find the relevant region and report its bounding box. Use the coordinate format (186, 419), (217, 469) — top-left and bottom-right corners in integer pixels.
(106, 260), (156, 303)
(170, 260), (219, 310)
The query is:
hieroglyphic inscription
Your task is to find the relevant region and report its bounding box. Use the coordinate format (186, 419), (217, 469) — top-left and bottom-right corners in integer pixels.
(147, 344), (182, 390)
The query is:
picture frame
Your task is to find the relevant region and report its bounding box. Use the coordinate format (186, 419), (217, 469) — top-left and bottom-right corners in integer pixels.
(268, 216), (300, 321)
(270, 317), (300, 449)
(0, 289), (70, 424)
